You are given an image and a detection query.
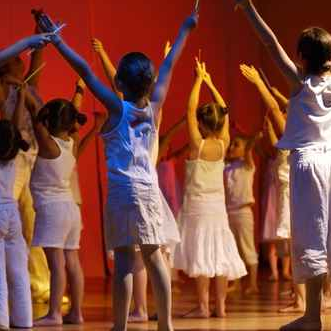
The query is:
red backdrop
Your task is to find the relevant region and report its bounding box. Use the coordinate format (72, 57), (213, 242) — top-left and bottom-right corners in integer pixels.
(2, 0), (326, 278)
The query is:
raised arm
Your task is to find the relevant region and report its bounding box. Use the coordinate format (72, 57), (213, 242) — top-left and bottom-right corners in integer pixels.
(187, 60), (204, 150)
(92, 38), (122, 98)
(71, 78), (86, 110)
(270, 86), (289, 110)
(12, 86), (26, 130)
(202, 62), (227, 108)
(50, 34), (122, 116)
(158, 116), (186, 163)
(0, 35), (50, 65)
(244, 133), (261, 168)
(76, 111), (108, 158)
(25, 90), (59, 159)
(241, 64), (285, 136)
(263, 115), (278, 147)
(235, 0), (301, 89)
(151, 11), (198, 111)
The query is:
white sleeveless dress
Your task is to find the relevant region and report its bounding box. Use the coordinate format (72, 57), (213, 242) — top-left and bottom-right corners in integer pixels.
(102, 101), (168, 249)
(174, 140), (247, 279)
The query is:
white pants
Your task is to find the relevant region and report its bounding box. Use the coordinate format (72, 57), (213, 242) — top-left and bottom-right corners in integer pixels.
(14, 154), (50, 298)
(228, 207), (258, 266)
(0, 204), (32, 328)
(290, 147), (331, 283)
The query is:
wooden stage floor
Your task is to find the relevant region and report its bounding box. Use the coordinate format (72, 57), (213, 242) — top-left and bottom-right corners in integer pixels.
(31, 277), (331, 331)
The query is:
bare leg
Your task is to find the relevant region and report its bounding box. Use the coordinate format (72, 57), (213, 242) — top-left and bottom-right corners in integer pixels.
(184, 276), (210, 318)
(63, 250), (84, 324)
(128, 251), (148, 323)
(282, 256), (292, 281)
(140, 245), (173, 331)
(215, 276), (228, 318)
(112, 246), (135, 331)
(268, 243), (279, 281)
(280, 274), (323, 331)
(34, 248), (66, 326)
(245, 264), (259, 294)
(279, 283), (305, 313)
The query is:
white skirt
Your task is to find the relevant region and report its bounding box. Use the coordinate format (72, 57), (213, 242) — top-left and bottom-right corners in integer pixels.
(174, 197), (247, 279)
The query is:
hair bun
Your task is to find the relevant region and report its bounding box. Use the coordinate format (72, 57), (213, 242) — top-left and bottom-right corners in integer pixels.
(76, 112), (87, 126)
(19, 139), (30, 152)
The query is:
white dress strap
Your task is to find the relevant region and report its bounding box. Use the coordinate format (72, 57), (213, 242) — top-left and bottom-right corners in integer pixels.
(197, 140), (205, 159)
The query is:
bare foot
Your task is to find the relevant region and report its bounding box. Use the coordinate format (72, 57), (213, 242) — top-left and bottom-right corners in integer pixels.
(279, 316), (321, 331)
(278, 303), (305, 313)
(182, 307), (210, 319)
(34, 315), (63, 327)
(215, 309), (226, 318)
(0, 325), (8, 330)
(227, 284), (240, 293)
(128, 312), (148, 323)
(245, 286), (260, 295)
(63, 313), (84, 324)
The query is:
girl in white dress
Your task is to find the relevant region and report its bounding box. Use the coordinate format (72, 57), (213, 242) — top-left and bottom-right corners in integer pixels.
(174, 60), (246, 318)
(44, 9), (198, 331)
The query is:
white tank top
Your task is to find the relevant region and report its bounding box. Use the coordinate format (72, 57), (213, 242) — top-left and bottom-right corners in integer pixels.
(224, 159), (255, 211)
(101, 100), (158, 187)
(30, 136), (76, 208)
(0, 160), (15, 204)
(184, 140), (225, 200)
(277, 75), (331, 150)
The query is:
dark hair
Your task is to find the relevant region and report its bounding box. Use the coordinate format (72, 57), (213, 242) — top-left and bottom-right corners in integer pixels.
(197, 103), (228, 134)
(0, 120), (29, 162)
(297, 27), (331, 75)
(37, 99), (87, 135)
(116, 52), (155, 99)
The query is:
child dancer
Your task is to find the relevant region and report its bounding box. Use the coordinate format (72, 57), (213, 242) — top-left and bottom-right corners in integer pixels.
(174, 60), (246, 318)
(29, 98), (87, 326)
(240, 64), (292, 281)
(43, 9), (198, 331)
(224, 133), (259, 294)
(92, 37), (181, 323)
(0, 34), (50, 326)
(237, 1), (331, 329)
(0, 86), (32, 330)
(0, 30), (53, 303)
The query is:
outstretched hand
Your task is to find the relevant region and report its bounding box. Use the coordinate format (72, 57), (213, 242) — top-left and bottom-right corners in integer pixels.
(240, 64), (261, 84)
(92, 38), (104, 54)
(195, 57), (206, 79)
(27, 33), (53, 49)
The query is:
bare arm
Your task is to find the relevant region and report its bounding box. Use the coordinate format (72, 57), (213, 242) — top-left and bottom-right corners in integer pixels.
(71, 78), (86, 110)
(270, 86), (289, 109)
(264, 116), (278, 147)
(158, 116), (186, 163)
(51, 35), (122, 117)
(203, 65), (227, 108)
(92, 38), (122, 98)
(0, 35), (50, 65)
(241, 64), (285, 136)
(25, 89), (60, 159)
(236, 0), (301, 89)
(151, 12), (198, 112)
(76, 112), (108, 158)
(12, 86), (26, 130)
(187, 62), (204, 150)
